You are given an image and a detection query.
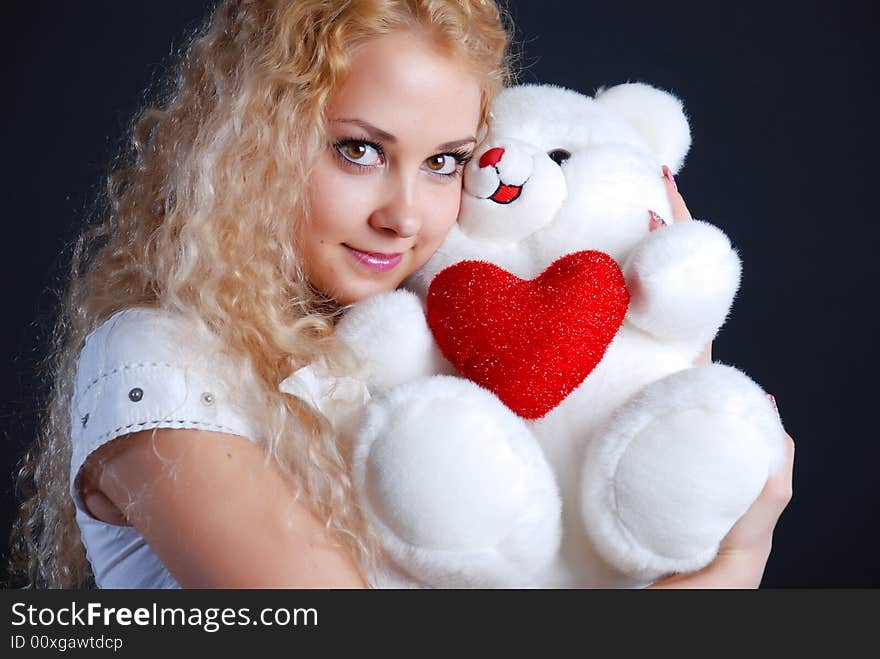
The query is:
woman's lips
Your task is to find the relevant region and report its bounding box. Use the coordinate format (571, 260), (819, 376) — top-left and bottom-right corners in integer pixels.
(345, 245), (403, 272)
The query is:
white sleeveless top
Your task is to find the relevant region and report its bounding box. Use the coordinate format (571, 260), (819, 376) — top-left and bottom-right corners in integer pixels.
(69, 308), (262, 589)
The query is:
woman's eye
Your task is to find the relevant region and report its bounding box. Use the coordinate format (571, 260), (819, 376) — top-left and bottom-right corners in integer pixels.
(335, 140), (383, 167)
(424, 154), (458, 175)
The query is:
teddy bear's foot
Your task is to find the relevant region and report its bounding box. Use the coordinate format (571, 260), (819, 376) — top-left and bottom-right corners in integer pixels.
(354, 375), (561, 587)
(581, 364), (786, 580)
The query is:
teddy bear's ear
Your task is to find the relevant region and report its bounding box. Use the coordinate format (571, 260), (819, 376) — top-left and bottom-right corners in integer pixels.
(594, 82), (692, 174)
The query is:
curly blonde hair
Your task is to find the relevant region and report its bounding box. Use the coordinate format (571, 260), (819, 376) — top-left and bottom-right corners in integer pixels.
(9, 0), (513, 588)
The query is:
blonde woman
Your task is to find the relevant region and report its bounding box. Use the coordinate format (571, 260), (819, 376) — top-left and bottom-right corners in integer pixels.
(9, 0), (792, 589)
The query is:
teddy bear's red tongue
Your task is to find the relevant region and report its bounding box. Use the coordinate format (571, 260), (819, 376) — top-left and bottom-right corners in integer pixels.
(490, 183), (522, 204)
(426, 251), (629, 419)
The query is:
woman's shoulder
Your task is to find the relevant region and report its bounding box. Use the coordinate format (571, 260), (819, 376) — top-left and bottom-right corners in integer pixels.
(73, 306), (263, 426)
(79, 307), (224, 370)
(70, 307), (265, 498)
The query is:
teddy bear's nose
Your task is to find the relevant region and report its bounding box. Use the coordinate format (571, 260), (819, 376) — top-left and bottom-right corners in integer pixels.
(479, 147), (505, 168)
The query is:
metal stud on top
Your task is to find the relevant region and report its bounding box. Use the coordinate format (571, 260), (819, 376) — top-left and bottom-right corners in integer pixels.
(200, 392), (215, 406)
(128, 387), (144, 402)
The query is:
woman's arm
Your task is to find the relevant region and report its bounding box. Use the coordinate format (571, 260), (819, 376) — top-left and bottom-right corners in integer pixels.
(84, 428), (366, 588)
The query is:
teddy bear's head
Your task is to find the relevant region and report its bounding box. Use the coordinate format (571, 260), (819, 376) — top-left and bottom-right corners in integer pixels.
(406, 82), (693, 294)
(462, 82), (691, 247)
(407, 83), (691, 295)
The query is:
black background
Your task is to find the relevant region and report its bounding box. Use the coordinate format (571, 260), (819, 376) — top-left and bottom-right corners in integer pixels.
(2, 1), (878, 587)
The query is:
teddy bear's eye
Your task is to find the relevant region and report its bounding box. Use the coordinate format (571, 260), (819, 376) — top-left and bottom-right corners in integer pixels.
(547, 149), (571, 166)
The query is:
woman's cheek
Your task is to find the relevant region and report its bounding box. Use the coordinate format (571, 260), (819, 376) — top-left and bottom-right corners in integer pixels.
(433, 183), (464, 236)
(309, 155), (378, 229)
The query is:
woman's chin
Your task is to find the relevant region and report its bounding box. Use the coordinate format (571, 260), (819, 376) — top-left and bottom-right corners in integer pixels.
(329, 276), (404, 306)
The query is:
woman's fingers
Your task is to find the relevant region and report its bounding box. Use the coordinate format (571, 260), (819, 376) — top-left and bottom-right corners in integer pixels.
(719, 427), (795, 555)
(767, 428), (795, 509)
(662, 165), (692, 222)
(694, 343), (712, 365)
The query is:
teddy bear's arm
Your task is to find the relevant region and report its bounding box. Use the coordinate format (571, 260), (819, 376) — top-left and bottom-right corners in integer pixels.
(623, 220), (741, 354)
(335, 289), (453, 392)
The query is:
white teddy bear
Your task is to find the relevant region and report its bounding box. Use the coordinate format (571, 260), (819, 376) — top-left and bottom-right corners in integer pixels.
(334, 82), (787, 588)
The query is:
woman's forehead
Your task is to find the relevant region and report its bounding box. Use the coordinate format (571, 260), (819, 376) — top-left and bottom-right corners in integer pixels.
(328, 31), (482, 146)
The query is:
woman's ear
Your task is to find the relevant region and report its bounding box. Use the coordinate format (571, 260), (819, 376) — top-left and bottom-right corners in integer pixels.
(594, 82), (692, 174)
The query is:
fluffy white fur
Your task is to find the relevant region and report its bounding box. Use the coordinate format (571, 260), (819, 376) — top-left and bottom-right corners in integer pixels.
(334, 290), (452, 392)
(352, 376), (562, 587)
(580, 363), (784, 580)
(336, 83), (786, 588)
(594, 82), (692, 174)
(624, 219), (742, 352)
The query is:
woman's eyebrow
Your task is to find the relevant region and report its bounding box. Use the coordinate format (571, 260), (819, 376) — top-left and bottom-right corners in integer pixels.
(331, 118), (475, 152)
(331, 118), (396, 143)
(436, 137), (476, 151)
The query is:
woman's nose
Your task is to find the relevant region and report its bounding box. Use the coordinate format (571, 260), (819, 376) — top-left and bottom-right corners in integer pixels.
(369, 178), (421, 238)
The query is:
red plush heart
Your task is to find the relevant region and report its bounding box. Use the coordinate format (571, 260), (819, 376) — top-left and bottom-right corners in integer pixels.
(426, 251), (629, 419)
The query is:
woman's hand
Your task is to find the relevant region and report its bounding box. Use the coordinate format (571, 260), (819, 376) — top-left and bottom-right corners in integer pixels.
(648, 166), (795, 588)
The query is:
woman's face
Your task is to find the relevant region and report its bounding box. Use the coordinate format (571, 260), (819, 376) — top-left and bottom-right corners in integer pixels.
(299, 30), (483, 305)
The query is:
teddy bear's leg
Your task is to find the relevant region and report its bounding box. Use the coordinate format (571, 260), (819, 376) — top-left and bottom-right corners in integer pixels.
(354, 375), (562, 587)
(580, 364), (786, 581)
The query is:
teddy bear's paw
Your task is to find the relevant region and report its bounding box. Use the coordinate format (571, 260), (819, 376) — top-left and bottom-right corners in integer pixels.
(624, 220), (742, 350)
(581, 364), (786, 579)
(335, 289), (451, 391)
(353, 375), (562, 587)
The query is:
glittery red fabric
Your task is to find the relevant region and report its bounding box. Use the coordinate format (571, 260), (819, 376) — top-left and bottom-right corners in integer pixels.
(427, 251), (630, 419)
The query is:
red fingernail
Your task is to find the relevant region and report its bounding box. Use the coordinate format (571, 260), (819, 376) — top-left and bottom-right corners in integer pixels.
(648, 209), (667, 231)
(767, 394), (782, 422)
(662, 165), (678, 191)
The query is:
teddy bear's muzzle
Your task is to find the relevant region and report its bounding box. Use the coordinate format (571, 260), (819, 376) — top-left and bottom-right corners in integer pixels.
(475, 146), (526, 204)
